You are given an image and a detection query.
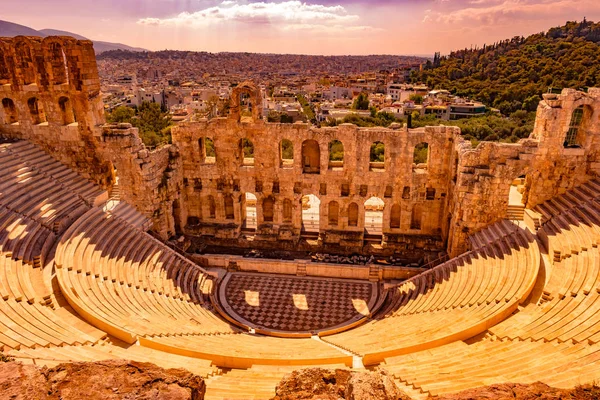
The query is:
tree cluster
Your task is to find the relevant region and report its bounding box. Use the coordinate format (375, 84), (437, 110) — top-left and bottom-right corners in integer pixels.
(106, 102), (173, 147)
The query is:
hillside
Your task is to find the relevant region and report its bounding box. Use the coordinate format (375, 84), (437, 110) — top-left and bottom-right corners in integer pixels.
(0, 20), (147, 54)
(414, 19), (600, 116)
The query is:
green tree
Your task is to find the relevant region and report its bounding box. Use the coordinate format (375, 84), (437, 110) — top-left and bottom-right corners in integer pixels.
(106, 106), (135, 123)
(409, 94), (424, 105)
(352, 92), (370, 110)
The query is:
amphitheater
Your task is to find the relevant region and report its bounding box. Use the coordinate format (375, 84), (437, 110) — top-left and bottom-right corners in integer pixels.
(2, 35), (600, 399)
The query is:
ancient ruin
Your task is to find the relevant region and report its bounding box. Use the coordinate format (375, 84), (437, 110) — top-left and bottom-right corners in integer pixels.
(2, 36), (600, 399)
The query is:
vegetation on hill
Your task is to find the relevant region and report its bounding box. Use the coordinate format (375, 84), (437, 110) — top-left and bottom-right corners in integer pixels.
(106, 102), (173, 148)
(323, 110), (402, 128)
(410, 19), (600, 141)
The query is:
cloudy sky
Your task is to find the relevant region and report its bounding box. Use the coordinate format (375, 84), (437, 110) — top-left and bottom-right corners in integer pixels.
(3, 0), (600, 55)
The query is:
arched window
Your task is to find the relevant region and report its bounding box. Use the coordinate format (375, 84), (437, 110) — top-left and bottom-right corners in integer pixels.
(49, 42), (67, 85)
(240, 138), (254, 166)
(283, 198), (293, 222)
(328, 140), (344, 170)
(364, 197), (384, 236)
(348, 202), (359, 227)
(208, 195), (216, 219)
(263, 196), (274, 222)
(27, 97), (46, 125)
(301, 194), (320, 233)
(390, 204), (401, 229)
(58, 96), (75, 125)
(414, 142), (429, 167)
(370, 141), (385, 171)
(0, 50), (9, 85)
(240, 92), (253, 118)
(565, 106), (584, 148)
(411, 204), (423, 230)
(224, 195), (234, 220)
(15, 42), (36, 85)
(280, 139), (293, 167)
(1, 98), (18, 124)
(328, 201), (339, 226)
(302, 139), (320, 174)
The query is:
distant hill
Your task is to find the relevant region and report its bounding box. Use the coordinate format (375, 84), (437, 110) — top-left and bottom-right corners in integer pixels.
(0, 20), (147, 54)
(413, 19), (600, 115)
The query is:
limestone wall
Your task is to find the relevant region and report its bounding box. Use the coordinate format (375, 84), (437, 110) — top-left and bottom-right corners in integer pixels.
(172, 116), (458, 252)
(0, 36), (112, 186)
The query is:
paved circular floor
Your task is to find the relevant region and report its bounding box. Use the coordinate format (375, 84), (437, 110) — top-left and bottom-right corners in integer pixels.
(219, 272), (379, 335)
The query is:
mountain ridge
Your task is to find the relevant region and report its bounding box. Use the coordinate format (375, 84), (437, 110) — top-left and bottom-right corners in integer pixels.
(0, 20), (147, 54)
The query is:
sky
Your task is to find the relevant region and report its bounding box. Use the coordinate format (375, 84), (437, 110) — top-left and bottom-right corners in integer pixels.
(3, 0), (600, 55)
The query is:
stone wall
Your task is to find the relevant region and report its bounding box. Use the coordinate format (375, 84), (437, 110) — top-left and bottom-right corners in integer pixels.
(172, 114), (458, 253)
(3, 38), (600, 257)
(0, 36), (113, 186)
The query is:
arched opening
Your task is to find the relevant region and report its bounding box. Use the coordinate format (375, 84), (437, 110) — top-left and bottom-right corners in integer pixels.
(328, 201), (339, 226)
(411, 204), (423, 230)
(49, 42), (68, 85)
(328, 140), (344, 170)
(413, 142), (429, 169)
(240, 138), (254, 166)
(15, 42), (36, 85)
(224, 194), (234, 220)
(364, 197), (384, 236)
(1, 98), (18, 124)
(58, 96), (75, 125)
(369, 141), (385, 171)
(205, 137), (215, 163)
(240, 92), (253, 118)
(564, 105), (589, 148)
(263, 196), (275, 223)
(243, 193), (257, 231)
(302, 139), (320, 174)
(27, 97), (46, 125)
(0, 50), (9, 85)
(280, 139), (293, 168)
(283, 198), (293, 223)
(348, 203), (359, 227)
(301, 194), (320, 233)
(208, 196), (217, 219)
(208, 195), (216, 219)
(390, 204), (401, 229)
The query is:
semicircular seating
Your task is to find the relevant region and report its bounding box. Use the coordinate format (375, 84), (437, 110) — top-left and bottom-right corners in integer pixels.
(322, 221), (540, 365)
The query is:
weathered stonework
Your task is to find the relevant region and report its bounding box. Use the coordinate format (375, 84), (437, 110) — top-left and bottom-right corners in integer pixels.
(0, 36), (113, 186)
(2, 36), (600, 257)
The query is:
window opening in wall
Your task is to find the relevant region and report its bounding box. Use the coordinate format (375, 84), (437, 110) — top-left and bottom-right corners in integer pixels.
(426, 188), (436, 200)
(272, 181), (280, 194)
(390, 204), (401, 229)
(243, 193), (257, 232)
(208, 195), (216, 219)
(283, 199), (293, 223)
(414, 142), (429, 171)
(58, 96), (75, 125)
(328, 201), (339, 227)
(384, 186), (393, 198)
(302, 140), (320, 174)
(564, 106), (584, 148)
(240, 92), (253, 118)
(16, 42), (35, 85)
(27, 97), (46, 125)
(411, 204), (423, 230)
(263, 196), (275, 223)
(280, 139), (293, 168)
(301, 194), (320, 234)
(50, 43), (68, 85)
(224, 194), (234, 220)
(369, 141), (385, 171)
(364, 197), (384, 237)
(328, 140), (344, 170)
(402, 186), (411, 200)
(240, 138), (254, 166)
(1, 98), (18, 124)
(348, 203), (359, 227)
(0, 51), (9, 85)
(200, 137), (216, 164)
(341, 183), (350, 197)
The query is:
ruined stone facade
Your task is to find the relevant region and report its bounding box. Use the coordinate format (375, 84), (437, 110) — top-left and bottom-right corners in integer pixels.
(0, 36), (113, 187)
(2, 36), (600, 257)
